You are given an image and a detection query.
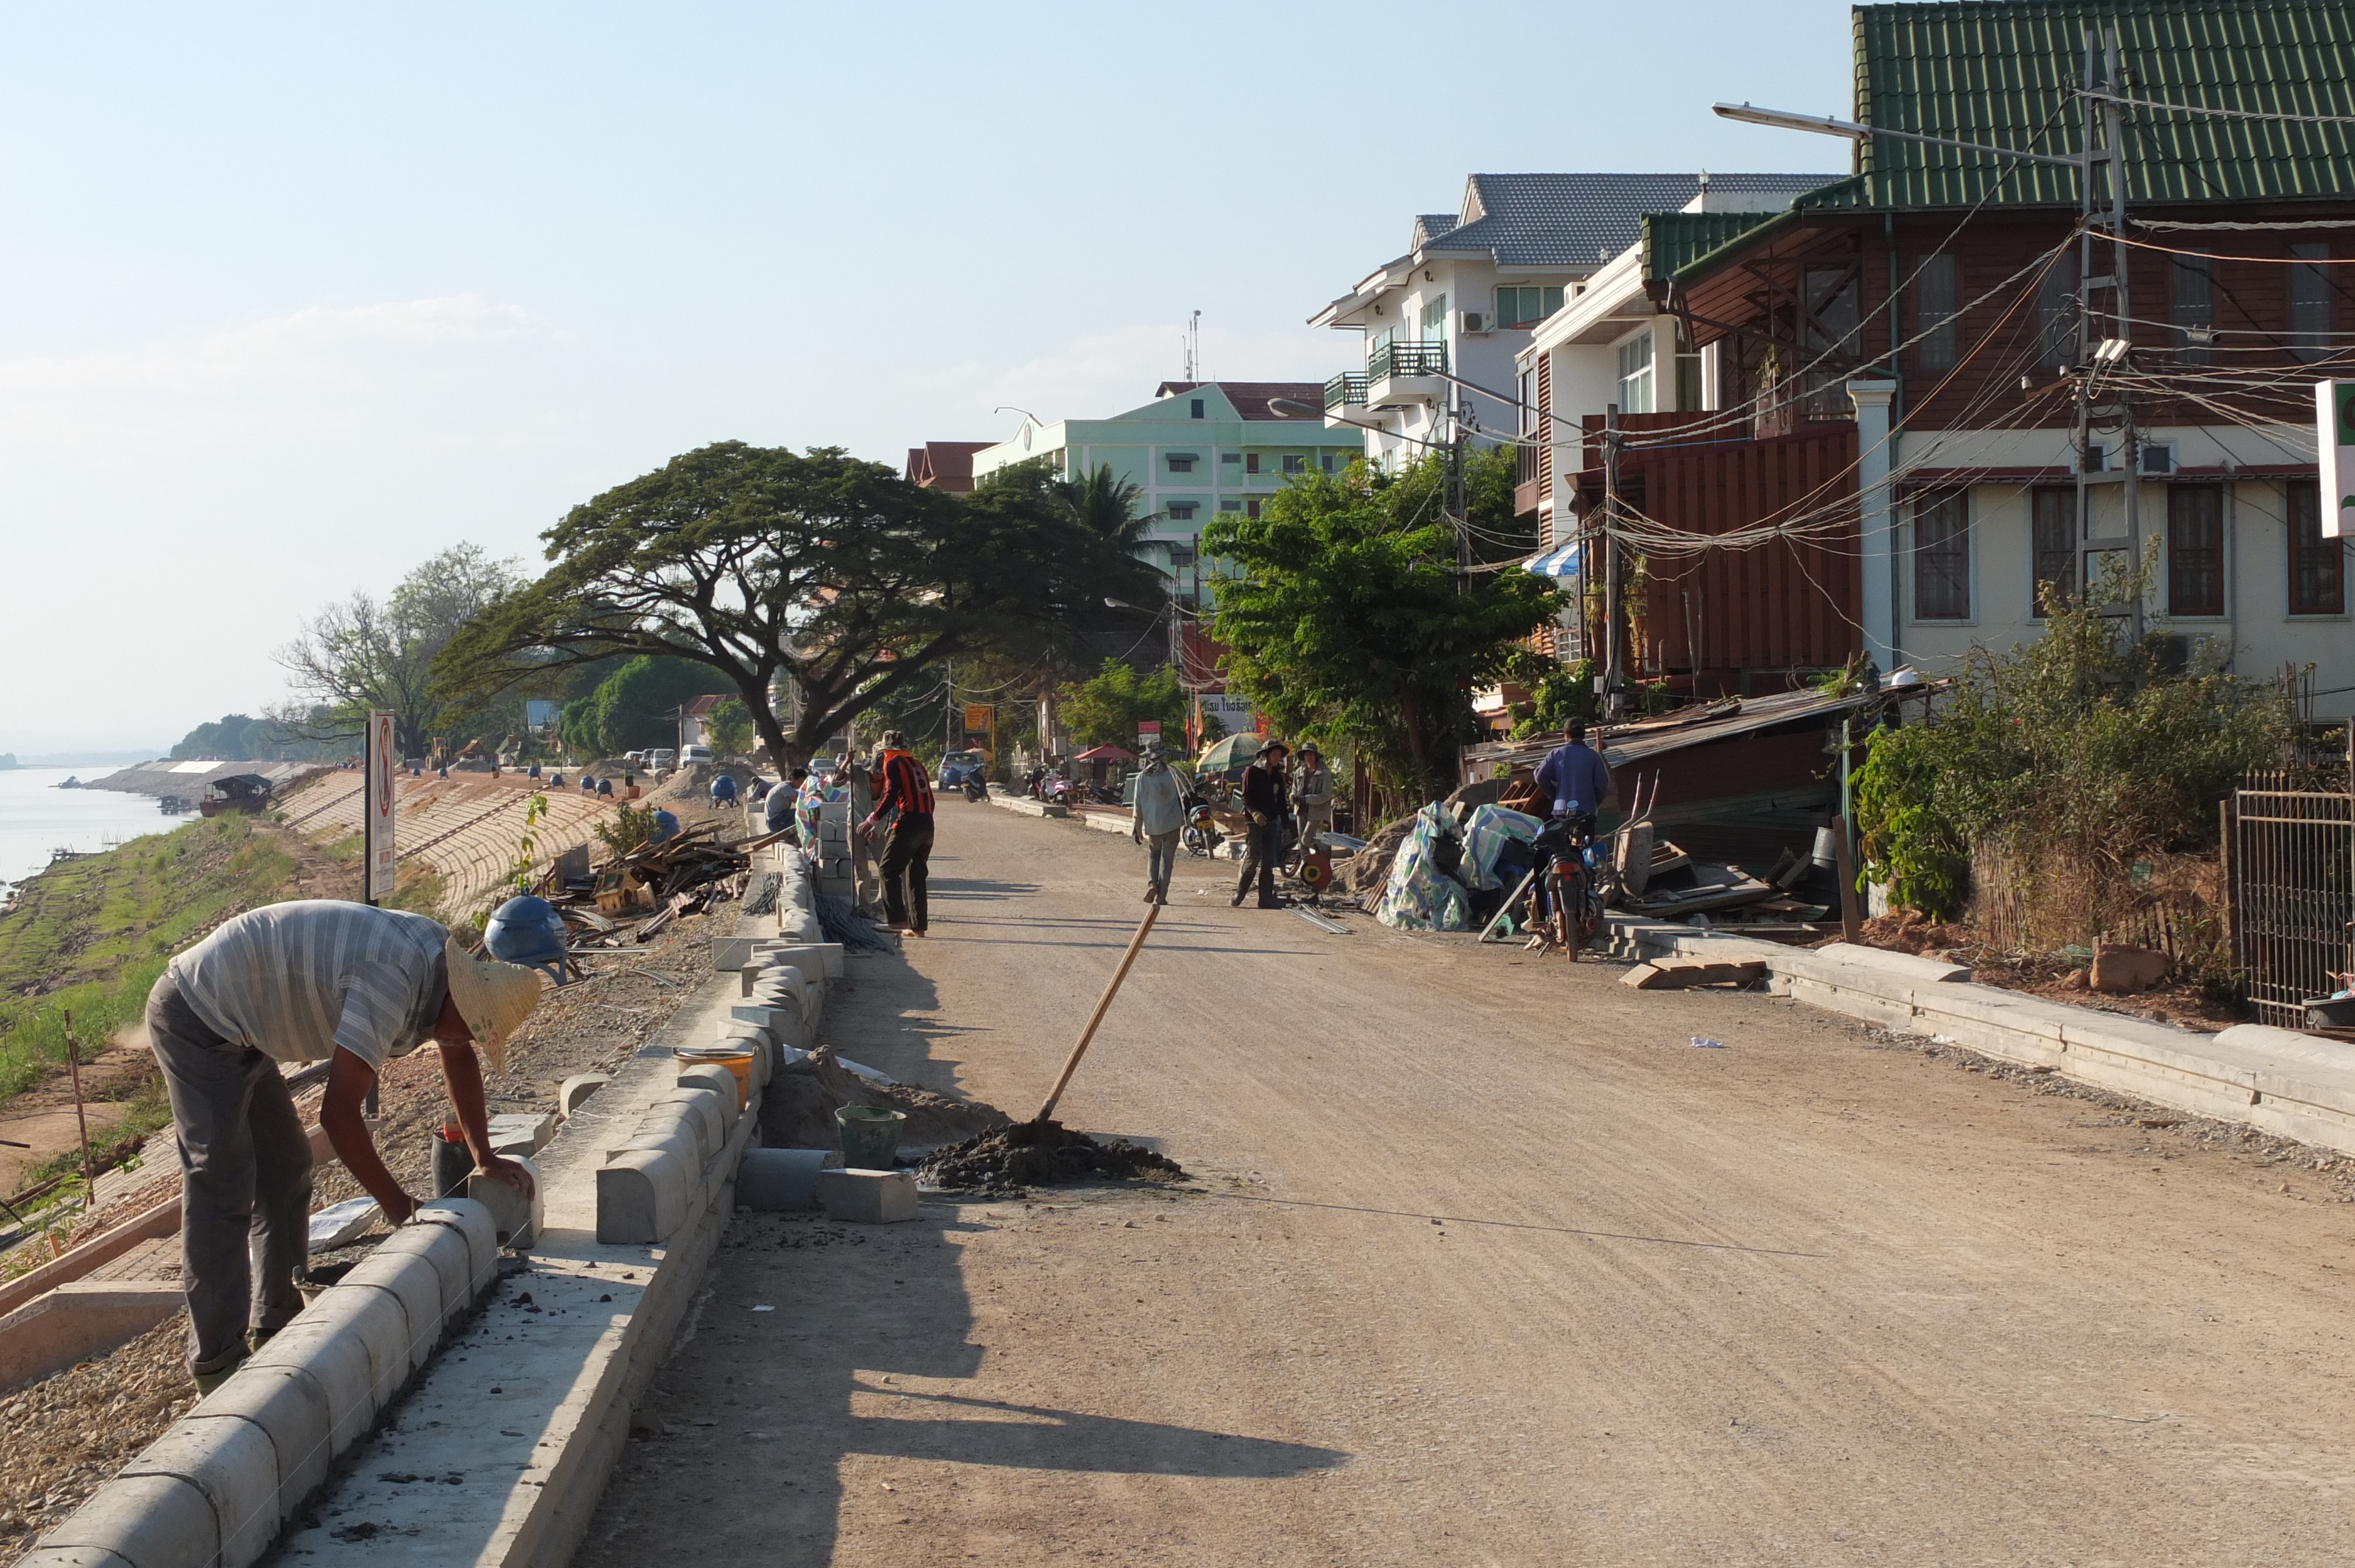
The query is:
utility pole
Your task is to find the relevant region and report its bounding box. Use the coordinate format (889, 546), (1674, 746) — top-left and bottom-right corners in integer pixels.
(944, 658), (958, 756)
(1601, 402), (1626, 717)
(2074, 25), (2141, 638)
(1446, 398), (1470, 579)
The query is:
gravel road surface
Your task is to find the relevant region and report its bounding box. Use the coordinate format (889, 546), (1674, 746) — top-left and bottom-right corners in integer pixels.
(579, 801), (2355, 1566)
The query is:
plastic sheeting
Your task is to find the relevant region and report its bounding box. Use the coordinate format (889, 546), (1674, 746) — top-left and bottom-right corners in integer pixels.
(1375, 803), (1471, 932)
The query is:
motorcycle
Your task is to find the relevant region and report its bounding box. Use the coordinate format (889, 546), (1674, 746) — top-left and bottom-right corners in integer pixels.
(961, 775), (987, 803)
(1040, 773), (1072, 806)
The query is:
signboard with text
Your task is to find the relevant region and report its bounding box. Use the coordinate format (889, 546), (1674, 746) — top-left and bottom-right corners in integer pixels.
(364, 709), (397, 903)
(2318, 380), (2355, 538)
(964, 705), (994, 733)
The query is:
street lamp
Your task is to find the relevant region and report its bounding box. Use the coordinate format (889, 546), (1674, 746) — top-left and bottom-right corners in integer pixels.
(1710, 101), (2085, 168)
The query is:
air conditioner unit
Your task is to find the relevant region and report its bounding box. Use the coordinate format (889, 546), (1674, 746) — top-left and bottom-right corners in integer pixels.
(1460, 311), (1490, 334)
(2140, 442), (2175, 475)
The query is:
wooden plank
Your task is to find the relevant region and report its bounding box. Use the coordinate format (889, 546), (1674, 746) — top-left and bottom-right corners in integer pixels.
(1622, 957), (1770, 990)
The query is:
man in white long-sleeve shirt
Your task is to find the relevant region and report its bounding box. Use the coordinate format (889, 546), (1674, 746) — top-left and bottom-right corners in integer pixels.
(148, 901), (544, 1389)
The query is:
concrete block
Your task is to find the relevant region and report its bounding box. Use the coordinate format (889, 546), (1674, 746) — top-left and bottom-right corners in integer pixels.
(39, 1474), (217, 1568)
(367, 1221), (477, 1336)
(339, 1251), (445, 1375)
(2091, 939), (2169, 994)
(816, 1168), (918, 1224)
(661, 1082), (735, 1145)
(487, 1111), (556, 1157)
(1807, 942), (1973, 984)
(2217, 1024), (2355, 1074)
(244, 1317), (376, 1453)
(188, 1363), (334, 1517)
(12, 1549), (137, 1567)
(557, 1073), (610, 1119)
(120, 1411), (280, 1566)
(300, 1281), (415, 1406)
(676, 1061), (740, 1111)
(464, 1155), (543, 1250)
(596, 1146), (690, 1244)
(0, 1282), (183, 1393)
(411, 1198), (498, 1297)
(710, 934), (758, 972)
(737, 1148), (827, 1211)
(612, 1105), (709, 1171)
(767, 941), (844, 980)
(736, 1002), (811, 1049)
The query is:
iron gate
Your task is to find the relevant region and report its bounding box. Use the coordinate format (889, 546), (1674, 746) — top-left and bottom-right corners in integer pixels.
(2231, 770), (2355, 1027)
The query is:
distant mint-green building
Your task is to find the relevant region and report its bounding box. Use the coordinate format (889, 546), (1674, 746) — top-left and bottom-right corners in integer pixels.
(969, 380), (1362, 602)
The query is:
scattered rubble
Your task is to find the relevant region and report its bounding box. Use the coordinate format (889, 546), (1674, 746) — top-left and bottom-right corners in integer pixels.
(918, 1120), (1189, 1196)
(0, 1313), (193, 1564)
(759, 1045), (1009, 1152)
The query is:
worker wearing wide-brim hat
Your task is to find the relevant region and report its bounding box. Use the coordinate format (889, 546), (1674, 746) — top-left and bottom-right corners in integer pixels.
(145, 901), (545, 1391)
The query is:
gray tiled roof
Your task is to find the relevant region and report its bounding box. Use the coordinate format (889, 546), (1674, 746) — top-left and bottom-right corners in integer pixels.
(1421, 173), (1843, 267)
(1412, 212), (1461, 248)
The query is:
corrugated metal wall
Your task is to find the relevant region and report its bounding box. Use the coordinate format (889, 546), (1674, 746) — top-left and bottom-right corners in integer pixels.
(1624, 426), (1862, 679)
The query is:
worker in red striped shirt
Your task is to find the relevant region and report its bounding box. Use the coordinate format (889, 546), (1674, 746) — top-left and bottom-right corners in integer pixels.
(860, 730), (936, 936)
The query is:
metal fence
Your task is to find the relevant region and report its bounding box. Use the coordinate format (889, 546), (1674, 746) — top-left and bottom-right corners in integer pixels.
(2230, 768), (2355, 1028)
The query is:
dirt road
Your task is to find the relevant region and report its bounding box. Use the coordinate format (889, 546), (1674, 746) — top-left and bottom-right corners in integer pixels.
(580, 803), (2355, 1566)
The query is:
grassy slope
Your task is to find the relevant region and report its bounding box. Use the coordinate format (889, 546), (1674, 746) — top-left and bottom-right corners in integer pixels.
(0, 816), (296, 1103)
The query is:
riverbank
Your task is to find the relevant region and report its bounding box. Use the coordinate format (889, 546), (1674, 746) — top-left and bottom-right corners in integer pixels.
(0, 768), (180, 893)
(0, 814), (339, 1196)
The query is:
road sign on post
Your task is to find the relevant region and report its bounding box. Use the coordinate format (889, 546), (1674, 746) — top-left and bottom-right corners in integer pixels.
(364, 709), (397, 905)
(2316, 380), (2355, 537)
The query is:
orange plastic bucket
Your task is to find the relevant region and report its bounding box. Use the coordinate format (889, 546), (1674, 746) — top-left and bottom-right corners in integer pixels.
(675, 1045), (755, 1109)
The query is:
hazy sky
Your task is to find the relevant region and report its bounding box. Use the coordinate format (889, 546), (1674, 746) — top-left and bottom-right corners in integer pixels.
(2, 2), (1853, 755)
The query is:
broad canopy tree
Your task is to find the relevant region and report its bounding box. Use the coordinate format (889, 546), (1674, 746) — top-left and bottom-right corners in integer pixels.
(1200, 451), (1558, 800)
(435, 443), (1164, 768)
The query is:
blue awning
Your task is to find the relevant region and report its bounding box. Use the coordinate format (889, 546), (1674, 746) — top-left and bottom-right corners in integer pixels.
(1523, 539), (1580, 579)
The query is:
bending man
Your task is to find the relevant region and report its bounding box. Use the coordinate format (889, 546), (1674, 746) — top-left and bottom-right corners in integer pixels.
(147, 901), (545, 1390)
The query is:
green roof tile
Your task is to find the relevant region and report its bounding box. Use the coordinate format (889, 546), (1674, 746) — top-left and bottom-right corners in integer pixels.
(1812, 1), (2355, 210)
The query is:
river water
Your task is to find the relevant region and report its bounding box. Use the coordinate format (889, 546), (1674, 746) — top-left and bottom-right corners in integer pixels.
(0, 768), (181, 893)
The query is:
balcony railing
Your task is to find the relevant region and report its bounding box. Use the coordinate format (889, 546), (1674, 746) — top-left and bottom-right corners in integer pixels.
(1368, 340), (1448, 382)
(1324, 372), (1369, 411)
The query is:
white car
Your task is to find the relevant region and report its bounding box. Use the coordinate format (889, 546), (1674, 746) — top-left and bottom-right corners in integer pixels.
(681, 745), (713, 764)
(648, 749), (678, 768)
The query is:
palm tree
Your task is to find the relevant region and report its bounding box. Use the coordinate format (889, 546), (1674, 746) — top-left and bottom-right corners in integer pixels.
(1053, 463), (1155, 554)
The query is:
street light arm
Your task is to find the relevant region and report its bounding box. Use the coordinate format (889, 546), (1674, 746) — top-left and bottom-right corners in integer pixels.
(1711, 101), (2085, 169)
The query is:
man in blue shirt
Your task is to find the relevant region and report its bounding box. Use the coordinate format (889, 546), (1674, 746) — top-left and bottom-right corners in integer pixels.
(1534, 721), (1613, 832)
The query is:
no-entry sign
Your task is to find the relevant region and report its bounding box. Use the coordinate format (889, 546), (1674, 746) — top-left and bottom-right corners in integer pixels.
(364, 709), (397, 903)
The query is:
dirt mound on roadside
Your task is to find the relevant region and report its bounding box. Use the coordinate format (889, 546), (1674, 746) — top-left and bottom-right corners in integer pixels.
(917, 1119), (1189, 1195)
(759, 1044), (1010, 1151)
(1341, 816), (1414, 894)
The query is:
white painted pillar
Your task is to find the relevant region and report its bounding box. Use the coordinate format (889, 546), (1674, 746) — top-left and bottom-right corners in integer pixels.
(1848, 378), (1899, 672)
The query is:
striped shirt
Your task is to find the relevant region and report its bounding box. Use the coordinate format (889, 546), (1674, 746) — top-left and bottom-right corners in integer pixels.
(869, 750), (934, 824)
(167, 902), (450, 1071)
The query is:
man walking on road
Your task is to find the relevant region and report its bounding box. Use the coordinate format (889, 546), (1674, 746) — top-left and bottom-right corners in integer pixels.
(1130, 741), (1187, 904)
(862, 730), (936, 936)
(1535, 720), (1613, 833)
(145, 901), (544, 1391)
(1231, 739), (1290, 909)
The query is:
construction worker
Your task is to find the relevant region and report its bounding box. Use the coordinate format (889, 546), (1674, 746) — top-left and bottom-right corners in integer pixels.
(861, 730), (936, 936)
(1291, 742), (1334, 846)
(1130, 740), (1187, 904)
(145, 902), (545, 1391)
(1231, 739), (1290, 909)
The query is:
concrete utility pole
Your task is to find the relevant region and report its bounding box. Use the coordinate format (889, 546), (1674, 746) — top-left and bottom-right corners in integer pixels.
(2074, 24), (2142, 637)
(1601, 402), (1627, 717)
(1447, 400), (1470, 579)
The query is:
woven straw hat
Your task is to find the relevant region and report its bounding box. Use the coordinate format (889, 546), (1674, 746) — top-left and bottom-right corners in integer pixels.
(443, 937), (545, 1073)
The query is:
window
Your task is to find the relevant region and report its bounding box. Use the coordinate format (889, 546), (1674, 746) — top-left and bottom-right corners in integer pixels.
(1615, 333), (1654, 414)
(1802, 263), (1862, 418)
(2037, 250), (2079, 370)
(1421, 293), (1448, 341)
(1246, 499), (1263, 519)
(1190, 398), (1205, 418)
(2290, 480), (2344, 614)
(1494, 286), (1565, 328)
(2031, 487), (2077, 616)
(1166, 454), (1196, 473)
(1221, 452), (1241, 465)
(1916, 254), (1958, 377)
(1913, 493), (1970, 619)
(1246, 453), (1261, 474)
(1220, 499), (1242, 511)
(1673, 318), (1700, 413)
(2173, 255), (2213, 366)
(2291, 244), (2331, 363)
(1282, 454), (1305, 474)
(2167, 486), (2224, 616)
(1166, 503), (1198, 521)
(1319, 453), (1338, 473)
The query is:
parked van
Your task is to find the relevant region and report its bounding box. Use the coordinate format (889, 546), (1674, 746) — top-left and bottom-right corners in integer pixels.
(681, 744), (712, 764)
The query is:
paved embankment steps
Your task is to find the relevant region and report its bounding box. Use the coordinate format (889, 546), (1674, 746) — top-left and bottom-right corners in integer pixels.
(22, 843), (837, 1568)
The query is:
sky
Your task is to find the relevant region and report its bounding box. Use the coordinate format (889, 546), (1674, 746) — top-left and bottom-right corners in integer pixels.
(0, 2), (1856, 756)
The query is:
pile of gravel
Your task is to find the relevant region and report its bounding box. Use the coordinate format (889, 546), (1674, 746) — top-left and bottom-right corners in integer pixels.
(917, 1119), (1188, 1196)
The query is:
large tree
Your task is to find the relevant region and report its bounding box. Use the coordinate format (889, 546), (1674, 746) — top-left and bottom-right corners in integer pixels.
(1200, 452), (1558, 799)
(277, 544), (526, 758)
(435, 443), (1162, 768)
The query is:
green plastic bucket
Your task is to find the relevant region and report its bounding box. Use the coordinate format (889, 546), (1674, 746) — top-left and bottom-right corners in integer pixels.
(835, 1105), (907, 1170)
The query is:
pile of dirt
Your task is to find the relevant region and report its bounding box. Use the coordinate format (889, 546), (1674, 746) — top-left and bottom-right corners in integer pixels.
(759, 1045), (1010, 1152)
(1856, 908), (1973, 957)
(0, 1313), (193, 1562)
(1341, 816), (1414, 895)
(917, 1119), (1188, 1195)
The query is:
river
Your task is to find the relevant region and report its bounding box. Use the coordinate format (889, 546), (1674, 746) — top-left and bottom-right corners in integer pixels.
(0, 768), (182, 893)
